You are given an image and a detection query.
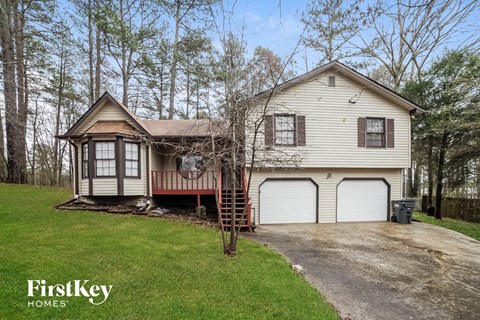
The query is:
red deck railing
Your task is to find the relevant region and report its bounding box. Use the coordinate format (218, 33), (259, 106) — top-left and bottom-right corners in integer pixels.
(151, 171), (216, 195)
(242, 169), (252, 228)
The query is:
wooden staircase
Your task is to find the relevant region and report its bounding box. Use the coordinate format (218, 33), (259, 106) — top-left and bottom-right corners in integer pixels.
(217, 169), (253, 232)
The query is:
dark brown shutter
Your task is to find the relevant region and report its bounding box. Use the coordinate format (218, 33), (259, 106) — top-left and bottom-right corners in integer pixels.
(264, 115), (273, 146)
(297, 115), (306, 146)
(386, 119), (394, 148)
(357, 117), (366, 147)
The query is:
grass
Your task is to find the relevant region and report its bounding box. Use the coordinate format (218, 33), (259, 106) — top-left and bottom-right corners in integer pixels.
(414, 211), (480, 241)
(0, 183), (337, 320)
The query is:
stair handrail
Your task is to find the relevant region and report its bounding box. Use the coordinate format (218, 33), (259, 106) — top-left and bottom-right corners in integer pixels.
(242, 168), (252, 230)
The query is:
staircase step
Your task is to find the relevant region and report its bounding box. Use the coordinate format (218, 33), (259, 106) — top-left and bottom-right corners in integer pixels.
(221, 203), (246, 208)
(221, 213), (247, 217)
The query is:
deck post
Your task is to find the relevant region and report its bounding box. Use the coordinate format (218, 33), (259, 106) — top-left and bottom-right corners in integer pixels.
(197, 193), (201, 207)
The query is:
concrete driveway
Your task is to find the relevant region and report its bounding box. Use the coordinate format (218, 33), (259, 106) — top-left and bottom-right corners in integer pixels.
(246, 222), (480, 320)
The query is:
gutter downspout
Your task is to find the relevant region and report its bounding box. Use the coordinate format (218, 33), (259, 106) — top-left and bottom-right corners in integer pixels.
(68, 139), (79, 199)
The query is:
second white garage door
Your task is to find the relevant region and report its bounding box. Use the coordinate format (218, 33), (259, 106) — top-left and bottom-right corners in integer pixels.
(337, 179), (388, 222)
(260, 179), (317, 224)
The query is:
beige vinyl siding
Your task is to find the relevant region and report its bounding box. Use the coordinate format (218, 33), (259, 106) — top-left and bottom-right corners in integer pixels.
(74, 102), (139, 134)
(124, 144), (147, 196)
(151, 144), (163, 172)
(246, 71), (411, 169)
(248, 168), (402, 224)
(92, 178), (118, 195)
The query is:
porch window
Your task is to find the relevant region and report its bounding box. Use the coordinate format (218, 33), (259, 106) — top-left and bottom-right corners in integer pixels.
(125, 142), (140, 178)
(95, 142), (116, 177)
(82, 143), (88, 178)
(176, 155), (205, 179)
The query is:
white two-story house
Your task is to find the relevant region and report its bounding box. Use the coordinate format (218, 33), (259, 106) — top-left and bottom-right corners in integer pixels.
(58, 61), (423, 227)
(245, 61), (424, 224)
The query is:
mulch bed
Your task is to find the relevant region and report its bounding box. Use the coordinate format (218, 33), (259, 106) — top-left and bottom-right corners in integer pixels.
(56, 200), (218, 228)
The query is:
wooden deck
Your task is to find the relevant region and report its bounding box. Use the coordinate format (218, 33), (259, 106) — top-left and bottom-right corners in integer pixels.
(151, 171), (216, 206)
(151, 169), (253, 231)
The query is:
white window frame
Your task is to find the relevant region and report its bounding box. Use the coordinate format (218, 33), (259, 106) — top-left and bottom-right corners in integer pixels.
(274, 114), (296, 146)
(95, 142), (116, 177)
(366, 118), (386, 148)
(82, 143), (88, 179)
(125, 142), (140, 178)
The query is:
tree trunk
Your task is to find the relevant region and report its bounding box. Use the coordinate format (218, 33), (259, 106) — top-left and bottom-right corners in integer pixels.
(168, 0), (181, 119)
(54, 45), (65, 186)
(435, 132), (448, 219)
(412, 160), (420, 197)
(95, 21), (101, 100)
(94, 0), (101, 101)
(427, 135), (434, 207)
(14, 0), (27, 183)
(0, 107), (6, 181)
(31, 96), (39, 185)
(1, 0), (21, 183)
(406, 167), (413, 197)
(88, 0), (94, 105)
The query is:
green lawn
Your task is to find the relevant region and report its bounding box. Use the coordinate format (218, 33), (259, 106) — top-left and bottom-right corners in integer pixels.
(0, 183), (337, 320)
(414, 211), (480, 241)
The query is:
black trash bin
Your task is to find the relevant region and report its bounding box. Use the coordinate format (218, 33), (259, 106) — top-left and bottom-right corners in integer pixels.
(391, 200), (416, 224)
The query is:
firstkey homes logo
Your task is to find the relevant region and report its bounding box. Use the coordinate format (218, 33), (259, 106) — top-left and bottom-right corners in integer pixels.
(27, 280), (113, 307)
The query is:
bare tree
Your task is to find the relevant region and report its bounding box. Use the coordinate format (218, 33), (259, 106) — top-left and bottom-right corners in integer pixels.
(352, 0), (479, 90)
(203, 3), (307, 255)
(0, 0), (28, 183)
(165, 0), (216, 119)
(301, 0), (361, 65)
(101, 0), (162, 107)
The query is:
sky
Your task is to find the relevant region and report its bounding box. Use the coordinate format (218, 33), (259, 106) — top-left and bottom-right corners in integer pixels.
(216, 0), (312, 70)
(216, 0), (480, 74)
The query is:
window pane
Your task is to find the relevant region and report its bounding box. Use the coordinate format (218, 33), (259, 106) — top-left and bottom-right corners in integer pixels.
(83, 144), (88, 160)
(367, 133), (385, 147)
(96, 159), (116, 176)
(83, 162), (88, 178)
(275, 115), (295, 145)
(125, 143), (138, 160)
(95, 142), (102, 154)
(95, 142), (115, 160)
(367, 119), (384, 133)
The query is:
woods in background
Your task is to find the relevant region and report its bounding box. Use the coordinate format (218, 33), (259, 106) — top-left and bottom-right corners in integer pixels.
(0, 0), (479, 219)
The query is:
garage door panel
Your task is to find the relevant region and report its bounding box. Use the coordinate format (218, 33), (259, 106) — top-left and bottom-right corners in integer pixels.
(337, 180), (388, 222)
(260, 180), (317, 224)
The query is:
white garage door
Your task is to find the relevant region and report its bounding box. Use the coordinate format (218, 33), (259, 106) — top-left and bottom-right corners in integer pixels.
(337, 180), (388, 222)
(260, 179), (317, 224)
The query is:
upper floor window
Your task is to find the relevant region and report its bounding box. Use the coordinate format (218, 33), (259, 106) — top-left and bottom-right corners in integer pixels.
(95, 142), (116, 177)
(265, 114), (306, 147)
(275, 115), (296, 146)
(125, 142), (139, 178)
(366, 118), (385, 147)
(82, 143), (88, 178)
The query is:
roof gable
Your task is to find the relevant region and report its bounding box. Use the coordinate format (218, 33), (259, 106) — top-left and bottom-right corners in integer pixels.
(254, 61), (425, 114)
(63, 92), (149, 137)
